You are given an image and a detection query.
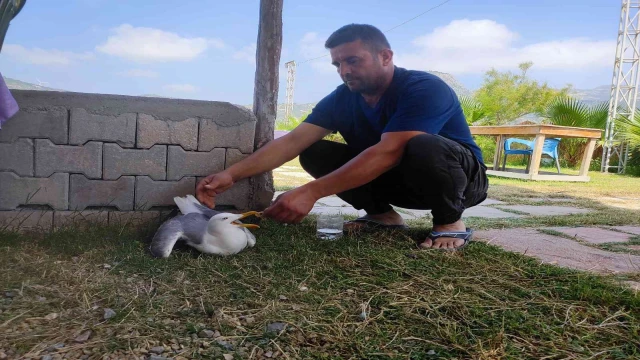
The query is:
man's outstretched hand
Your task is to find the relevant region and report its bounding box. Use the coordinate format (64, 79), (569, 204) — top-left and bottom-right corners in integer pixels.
(196, 172), (234, 209)
(263, 187), (318, 224)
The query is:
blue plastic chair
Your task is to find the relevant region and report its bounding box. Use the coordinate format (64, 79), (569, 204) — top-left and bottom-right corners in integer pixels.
(502, 137), (561, 173)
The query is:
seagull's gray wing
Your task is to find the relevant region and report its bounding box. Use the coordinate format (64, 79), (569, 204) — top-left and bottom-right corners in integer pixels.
(179, 213), (211, 245)
(191, 202), (220, 219)
(149, 217), (184, 258)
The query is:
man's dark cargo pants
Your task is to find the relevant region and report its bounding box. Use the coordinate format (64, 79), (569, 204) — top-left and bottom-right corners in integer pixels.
(299, 133), (489, 226)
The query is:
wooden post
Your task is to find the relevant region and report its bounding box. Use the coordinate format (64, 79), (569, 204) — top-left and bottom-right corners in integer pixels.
(250, 0), (283, 210)
(528, 134), (546, 177)
(579, 138), (598, 177)
(493, 135), (504, 171)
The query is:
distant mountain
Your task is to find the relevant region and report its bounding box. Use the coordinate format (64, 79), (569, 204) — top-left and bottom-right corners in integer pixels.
(570, 85), (612, 105)
(3, 76), (63, 91)
(428, 71), (471, 97)
(140, 94), (169, 98)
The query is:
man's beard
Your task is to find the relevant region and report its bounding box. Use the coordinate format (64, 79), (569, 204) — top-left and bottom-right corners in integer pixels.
(344, 68), (385, 95)
(344, 77), (378, 94)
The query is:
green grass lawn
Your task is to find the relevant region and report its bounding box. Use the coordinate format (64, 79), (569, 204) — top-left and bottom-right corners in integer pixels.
(1, 164), (640, 359)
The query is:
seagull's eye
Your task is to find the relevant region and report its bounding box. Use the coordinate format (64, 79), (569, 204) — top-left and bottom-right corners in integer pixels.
(222, 217), (228, 220)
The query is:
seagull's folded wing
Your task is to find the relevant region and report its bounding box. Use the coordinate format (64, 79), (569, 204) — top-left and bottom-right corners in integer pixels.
(174, 194), (220, 218)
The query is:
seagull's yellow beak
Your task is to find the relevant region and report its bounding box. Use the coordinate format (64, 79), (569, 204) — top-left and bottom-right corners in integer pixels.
(234, 223), (260, 229)
(232, 211), (262, 229)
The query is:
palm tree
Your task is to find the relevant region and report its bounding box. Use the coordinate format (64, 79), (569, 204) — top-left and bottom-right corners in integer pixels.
(618, 111), (640, 150)
(542, 97), (609, 167)
(543, 97), (609, 130)
(459, 95), (488, 125)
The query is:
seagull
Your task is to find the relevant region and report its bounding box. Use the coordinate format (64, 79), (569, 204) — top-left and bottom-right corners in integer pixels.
(149, 195), (262, 258)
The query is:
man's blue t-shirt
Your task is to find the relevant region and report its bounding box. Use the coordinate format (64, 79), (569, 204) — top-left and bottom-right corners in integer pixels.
(303, 66), (484, 164)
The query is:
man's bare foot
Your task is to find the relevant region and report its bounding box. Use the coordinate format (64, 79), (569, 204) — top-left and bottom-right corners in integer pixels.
(420, 220), (467, 249)
(344, 209), (405, 231)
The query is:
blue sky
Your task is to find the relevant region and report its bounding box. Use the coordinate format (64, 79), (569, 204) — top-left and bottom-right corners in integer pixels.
(0, 0), (620, 105)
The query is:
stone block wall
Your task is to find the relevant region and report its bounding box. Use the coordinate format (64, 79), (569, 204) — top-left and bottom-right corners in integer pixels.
(0, 90), (267, 232)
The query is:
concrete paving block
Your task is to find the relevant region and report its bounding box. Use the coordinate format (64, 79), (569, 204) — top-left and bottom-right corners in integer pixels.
(478, 198), (505, 206)
(462, 206), (523, 218)
(103, 144), (166, 180)
(0, 172), (69, 210)
(0, 139), (34, 176)
(610, 226), (640, 235)
(135, 176), (196, 210)
(35, 139), (102, 179)
(137, 114), (198, 150)
(310, 206), (364, 217)
(474, 228), (640, 274)
(70, 108), (136, 147)
(317, 196), (350, 207)
(545, 227), (632, 244)
(393, 209), (419, 220)
(198, 118), (256, 153)
(108, 211), (166, 227)
(53, 210), (110, 230)
(0, 210), (53, 232)
(525, 197), (575, 203)
(495, 205), (591, 216)
(225, 148), (249, 169)
(623, 281), (640, 292)
(213, 178), (251, 210)
(400, 209), (433, 219)
(0, 107), (68, 144)
(69, 175), (135, 211)
(167, 146), (225, 181)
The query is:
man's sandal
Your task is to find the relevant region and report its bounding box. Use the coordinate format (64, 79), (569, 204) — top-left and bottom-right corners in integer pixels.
(424, 228), (474, 251)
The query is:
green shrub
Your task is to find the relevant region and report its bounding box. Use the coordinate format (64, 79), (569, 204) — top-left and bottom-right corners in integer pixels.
(474, 136), (496, 165)
(276, 112), (309, 131)
(324, 132), (346, 143)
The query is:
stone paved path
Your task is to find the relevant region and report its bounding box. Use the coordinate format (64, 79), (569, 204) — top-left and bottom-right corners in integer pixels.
(274, 192), (640, 278)
(275, 193), (540, 220)
(475, 227), (640, 274)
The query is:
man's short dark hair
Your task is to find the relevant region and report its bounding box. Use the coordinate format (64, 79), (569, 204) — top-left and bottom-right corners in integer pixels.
(324, 24), (391, 53)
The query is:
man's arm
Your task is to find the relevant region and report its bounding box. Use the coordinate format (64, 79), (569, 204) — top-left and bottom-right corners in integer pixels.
(196, 123), (331, 208)
(263, 130), (423, 223)
(226, 123), (331, 181)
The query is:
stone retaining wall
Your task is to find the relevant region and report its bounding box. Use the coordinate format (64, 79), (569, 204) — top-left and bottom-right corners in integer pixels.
(0, 90), (267, 232)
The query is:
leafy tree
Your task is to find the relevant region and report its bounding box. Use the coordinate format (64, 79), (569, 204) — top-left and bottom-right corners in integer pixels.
(275, 111), (346, 143)
(475, 62), (570, 125)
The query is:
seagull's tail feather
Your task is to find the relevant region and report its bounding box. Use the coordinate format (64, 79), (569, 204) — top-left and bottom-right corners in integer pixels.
(174, 195), (220, 217)
(149, 218), (184, 258)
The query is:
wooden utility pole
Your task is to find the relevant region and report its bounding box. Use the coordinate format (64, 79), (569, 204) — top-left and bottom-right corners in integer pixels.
(251, 0), (283, 209)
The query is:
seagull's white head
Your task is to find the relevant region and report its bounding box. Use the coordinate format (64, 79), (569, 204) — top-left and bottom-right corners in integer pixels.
(206, 211), (260, 235)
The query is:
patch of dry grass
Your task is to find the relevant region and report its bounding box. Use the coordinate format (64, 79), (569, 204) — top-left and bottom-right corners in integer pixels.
(486, 171), (640, 211)
(1, 218), (639, 359)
